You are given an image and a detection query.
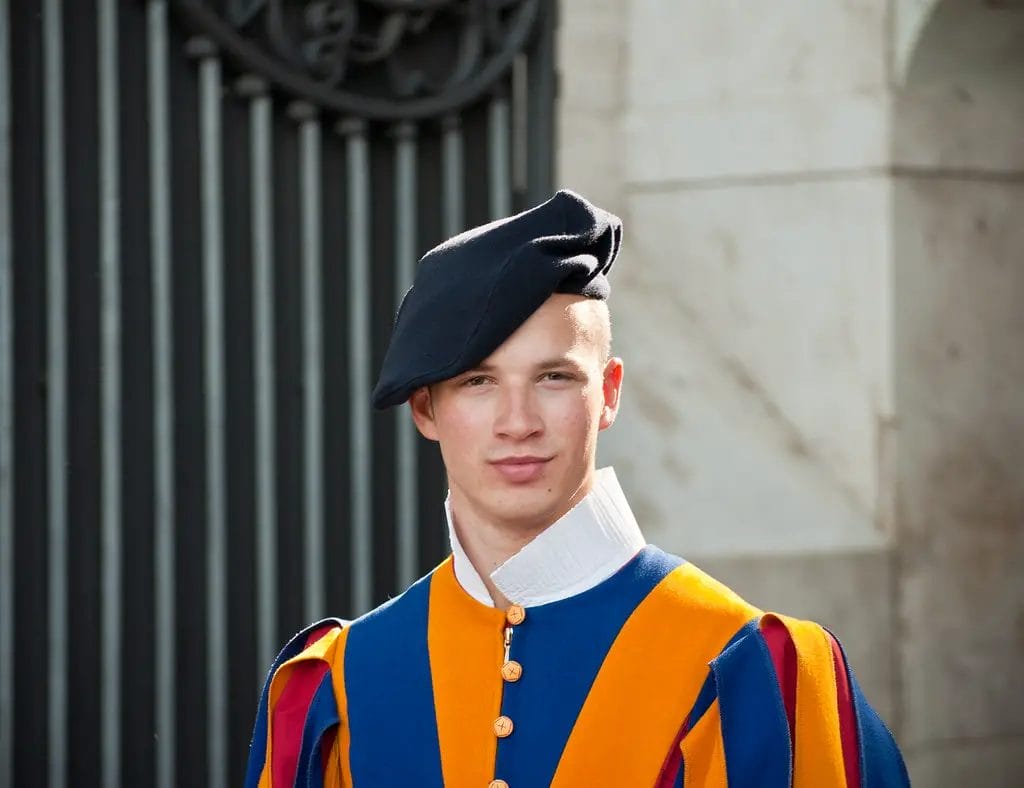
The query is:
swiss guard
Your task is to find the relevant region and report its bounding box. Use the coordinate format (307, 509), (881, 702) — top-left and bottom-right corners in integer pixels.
(244, 190), (910, 787)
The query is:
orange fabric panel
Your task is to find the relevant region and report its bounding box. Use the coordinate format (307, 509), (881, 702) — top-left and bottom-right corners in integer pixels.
(427, 558), (508, 786)
(680, 700), (728, 788)
(551, 563), (759, 786)
(258, 749), (271, 788)
(323, 734), (343, 788)
(773, 614), (846, 788)
(329, 626), (352, 788)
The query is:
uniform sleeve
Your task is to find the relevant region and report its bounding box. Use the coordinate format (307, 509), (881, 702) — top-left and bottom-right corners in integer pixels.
(762, 614), (909, 788)
(679, 615), (909, 787)
(244, 619), (348, 788)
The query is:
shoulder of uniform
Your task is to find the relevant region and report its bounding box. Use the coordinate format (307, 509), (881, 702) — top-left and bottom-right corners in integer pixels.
(757, 612), (837, 647)
(663, 560), (763, 623)
(268, 617), (349, 672)
(290, 616), (349, 649)
(756, 612), (849, 669)
(246, 618), (349, 787)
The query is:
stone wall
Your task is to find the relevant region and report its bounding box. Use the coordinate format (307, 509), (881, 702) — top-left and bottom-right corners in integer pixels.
(557, 1), (1024, 784)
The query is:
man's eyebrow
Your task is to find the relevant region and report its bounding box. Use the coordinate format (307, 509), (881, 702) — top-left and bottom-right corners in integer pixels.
(536, 356), (586, 372)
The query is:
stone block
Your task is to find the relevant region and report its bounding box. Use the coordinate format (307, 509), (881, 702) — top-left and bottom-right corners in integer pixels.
(599, 179), (893, 554)
(903, 738), (1024, 788)
(557, 0), (627, 113)
(627, 0), (888, 107)
(557, 110), (626, 215)
(893, 176), (1024, 746)
(894, 88), (1024, 173)
(625, 93), (889, 184)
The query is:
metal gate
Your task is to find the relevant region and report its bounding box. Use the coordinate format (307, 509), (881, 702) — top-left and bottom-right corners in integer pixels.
(0, 1), (555, 786)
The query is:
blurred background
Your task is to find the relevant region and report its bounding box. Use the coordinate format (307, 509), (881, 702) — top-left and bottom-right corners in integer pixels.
(0, 1), (1021, 786)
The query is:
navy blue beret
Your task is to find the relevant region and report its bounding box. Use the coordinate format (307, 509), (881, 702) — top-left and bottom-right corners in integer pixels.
(371, 189), (622, 409)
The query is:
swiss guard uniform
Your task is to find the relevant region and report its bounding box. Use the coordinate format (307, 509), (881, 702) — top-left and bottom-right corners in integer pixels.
(245, 191), (909, 787)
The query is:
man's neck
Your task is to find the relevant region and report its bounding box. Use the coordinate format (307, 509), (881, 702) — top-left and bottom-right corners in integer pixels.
(449, 480), (594, 608)
(451, 517), (532, 609)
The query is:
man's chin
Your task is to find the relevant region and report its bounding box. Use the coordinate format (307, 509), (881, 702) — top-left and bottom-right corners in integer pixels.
(485, 494), (566, 532)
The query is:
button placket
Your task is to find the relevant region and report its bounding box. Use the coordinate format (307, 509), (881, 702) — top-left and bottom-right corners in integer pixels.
(492, 604), (527, 787)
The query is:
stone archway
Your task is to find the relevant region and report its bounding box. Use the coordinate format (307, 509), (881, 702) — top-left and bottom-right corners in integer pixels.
(892, 1), (1024, 783)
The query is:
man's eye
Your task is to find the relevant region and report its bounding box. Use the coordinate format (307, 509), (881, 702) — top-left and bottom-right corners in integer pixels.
(463, 375), (490, 387)
(542, 372), (571, 382)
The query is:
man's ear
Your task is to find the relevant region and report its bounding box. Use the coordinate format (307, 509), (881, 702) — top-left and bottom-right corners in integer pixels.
(408, 386), (439, 441)
(599, 357), (624, 431)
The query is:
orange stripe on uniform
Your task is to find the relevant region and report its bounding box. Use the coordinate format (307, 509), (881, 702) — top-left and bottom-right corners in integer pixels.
(680, 700), (728, 788)
(328, 626), (352, 788)
(773, 614), (847, 787)
(551, 563), (759, 786)
(427, 558), (508, 786)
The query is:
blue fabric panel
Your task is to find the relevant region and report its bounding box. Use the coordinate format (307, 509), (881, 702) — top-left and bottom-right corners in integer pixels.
(306, 743), (322, 788)
(675, 760), (685, 788)
(243, 618), (347, 788)
(834, 637), (910, 788)
(711, 620), (791, 788)
(493, 546), (684, 787)
(344, 572), (444, 787)
(297, 670), (340, 788)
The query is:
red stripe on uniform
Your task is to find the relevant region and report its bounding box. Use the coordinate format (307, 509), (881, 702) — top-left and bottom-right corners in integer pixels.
(270, 626), (337, 788)
(829, 632), (861, 788)
(760, 616), (797, 750)
(654, 717), (688, 787)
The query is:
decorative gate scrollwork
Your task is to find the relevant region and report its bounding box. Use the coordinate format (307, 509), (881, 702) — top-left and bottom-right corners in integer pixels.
(172, 0), (542, 119)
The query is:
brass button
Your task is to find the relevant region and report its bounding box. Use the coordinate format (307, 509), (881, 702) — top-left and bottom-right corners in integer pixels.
(489, 781), (509, 788)
(505, 604), (526, 626)
(493, 715), (514, 738)
(501, 660), (523, 683)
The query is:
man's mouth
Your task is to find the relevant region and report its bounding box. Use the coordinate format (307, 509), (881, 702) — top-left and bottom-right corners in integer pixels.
(489, 455), (553, 483)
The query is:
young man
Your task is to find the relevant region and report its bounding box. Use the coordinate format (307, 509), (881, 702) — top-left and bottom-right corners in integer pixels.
(245, 191), (909, 787)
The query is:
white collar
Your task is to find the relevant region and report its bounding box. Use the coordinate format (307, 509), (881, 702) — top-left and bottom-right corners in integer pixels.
(445, 467), (647, 607)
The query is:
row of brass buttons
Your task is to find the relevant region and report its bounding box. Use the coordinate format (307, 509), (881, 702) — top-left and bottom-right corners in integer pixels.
(490, 605), (527, 787)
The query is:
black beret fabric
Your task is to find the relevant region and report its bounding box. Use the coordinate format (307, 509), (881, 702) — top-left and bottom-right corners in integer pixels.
(371, 189), (622, 409)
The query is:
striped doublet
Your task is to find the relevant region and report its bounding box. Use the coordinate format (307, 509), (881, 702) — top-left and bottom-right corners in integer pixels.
(245, 547), (908, 787)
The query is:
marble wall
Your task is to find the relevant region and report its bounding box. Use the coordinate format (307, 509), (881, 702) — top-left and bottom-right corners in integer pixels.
(558, 1), (1024, 784)
(891, 2), (1024, 778)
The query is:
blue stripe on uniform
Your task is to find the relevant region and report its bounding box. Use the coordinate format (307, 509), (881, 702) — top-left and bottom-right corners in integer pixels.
(712, 620), (791, 788)
(297, 670), (340, 788)
(343, 572), (444, 786)
(493, 546), (684, 787)
(834, 637), (910, 788)
(682, 621), (750, 735)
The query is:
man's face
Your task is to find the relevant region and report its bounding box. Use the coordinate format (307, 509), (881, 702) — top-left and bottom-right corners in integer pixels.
(409, 294), (624, 534)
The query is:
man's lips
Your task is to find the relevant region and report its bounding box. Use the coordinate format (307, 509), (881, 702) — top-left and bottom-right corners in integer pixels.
(489, 455), (553, 483)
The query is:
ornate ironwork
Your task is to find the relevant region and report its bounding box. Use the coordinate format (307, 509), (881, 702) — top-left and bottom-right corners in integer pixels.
(171, 0), (542, 121)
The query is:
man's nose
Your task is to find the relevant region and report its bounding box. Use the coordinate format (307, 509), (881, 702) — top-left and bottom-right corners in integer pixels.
(494, 386), (543, 440)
